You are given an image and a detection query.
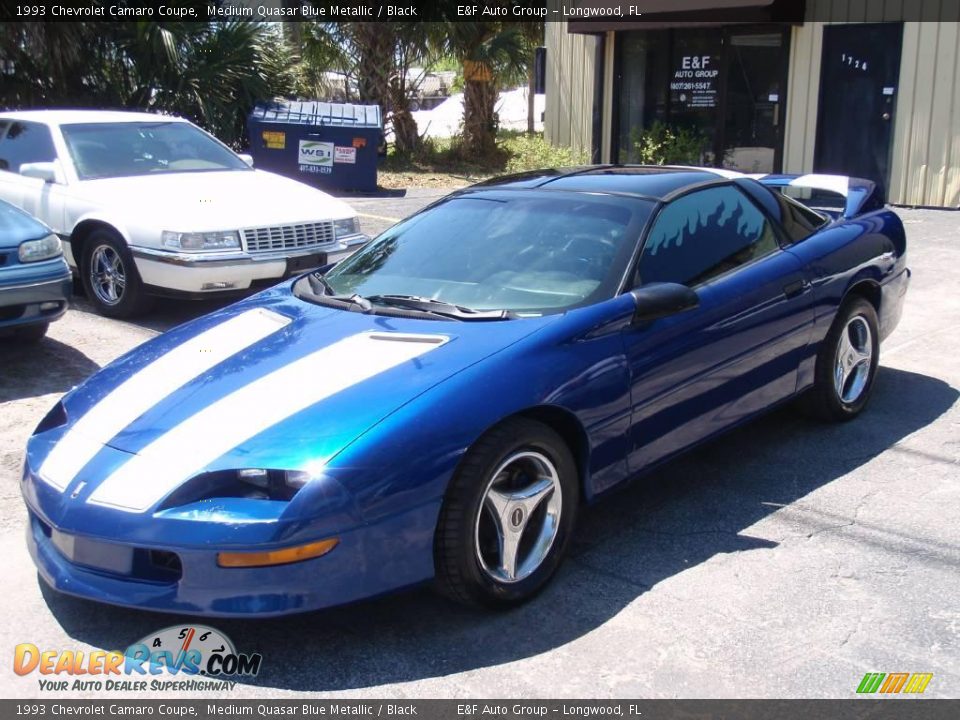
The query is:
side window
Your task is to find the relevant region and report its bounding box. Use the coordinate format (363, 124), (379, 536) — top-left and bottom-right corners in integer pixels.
(773, 191), (828, 243)
(636, 185), (779, 287)
(0, 121), (57, 173)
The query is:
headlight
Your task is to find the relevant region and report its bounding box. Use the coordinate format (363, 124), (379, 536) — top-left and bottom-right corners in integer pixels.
(333, 217), (361, 239)
(18, 234), (62, 263)
(161, 230), (240, 252)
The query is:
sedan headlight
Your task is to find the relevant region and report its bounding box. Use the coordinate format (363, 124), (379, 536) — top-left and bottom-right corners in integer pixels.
(333, 217), (361, 239)
(18, 234), (62, 263)
(161, 230), (240, 252)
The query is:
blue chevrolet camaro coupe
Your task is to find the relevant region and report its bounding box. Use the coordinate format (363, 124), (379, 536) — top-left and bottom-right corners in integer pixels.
(22, 167), (910, 616)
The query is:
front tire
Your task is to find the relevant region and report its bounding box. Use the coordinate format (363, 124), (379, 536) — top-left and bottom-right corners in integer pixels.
(802, 297), (880, 421)
(80, 230), (154, 318)
(434, 418), (579, 609)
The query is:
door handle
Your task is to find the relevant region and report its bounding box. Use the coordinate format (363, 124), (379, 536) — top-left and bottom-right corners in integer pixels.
(783, 279), (810, 298)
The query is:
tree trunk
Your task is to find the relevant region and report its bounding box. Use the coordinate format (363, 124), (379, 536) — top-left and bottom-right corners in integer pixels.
(462, 74), (498, 158)
(390, 78), (419, 156)
(353, 24), (392, 109)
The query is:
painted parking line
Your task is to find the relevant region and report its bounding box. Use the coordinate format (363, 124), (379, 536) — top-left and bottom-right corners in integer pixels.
(358, 212), (403, 224)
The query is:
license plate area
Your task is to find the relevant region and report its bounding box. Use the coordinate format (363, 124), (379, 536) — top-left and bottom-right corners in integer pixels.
(50, 529), (134, 575)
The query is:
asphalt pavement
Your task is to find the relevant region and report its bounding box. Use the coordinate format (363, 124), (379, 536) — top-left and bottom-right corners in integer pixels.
(0, 198), (956, 699)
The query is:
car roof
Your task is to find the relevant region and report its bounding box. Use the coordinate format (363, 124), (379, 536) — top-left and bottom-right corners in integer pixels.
(0, 109), (189, 125)
(471, 165), (746, 201)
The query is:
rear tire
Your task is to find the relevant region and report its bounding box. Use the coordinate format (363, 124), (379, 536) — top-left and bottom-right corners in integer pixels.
(434, 417), (579, 609)
(800, 297), (880, 422)
(80, 230), (154, 318)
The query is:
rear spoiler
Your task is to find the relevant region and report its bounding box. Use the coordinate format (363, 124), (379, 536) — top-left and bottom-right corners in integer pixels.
(751, 174), (885, 219)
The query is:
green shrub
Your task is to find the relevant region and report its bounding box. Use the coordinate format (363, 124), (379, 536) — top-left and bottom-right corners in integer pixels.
(632, 121), (705, 165)
(500, 131), (589, 173)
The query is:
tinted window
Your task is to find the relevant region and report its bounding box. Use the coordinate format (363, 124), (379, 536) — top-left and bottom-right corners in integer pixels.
(0, 122), (56, 173)
(322, 192), (651, 314)
(637, 185), (779, 287)
(61, 121), (248, 179)
(772, 191), (828, 242)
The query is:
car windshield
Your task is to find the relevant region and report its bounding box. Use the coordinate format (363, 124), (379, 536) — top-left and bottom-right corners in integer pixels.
(60, 121), (249, 180)
(317, 192), (650, 315)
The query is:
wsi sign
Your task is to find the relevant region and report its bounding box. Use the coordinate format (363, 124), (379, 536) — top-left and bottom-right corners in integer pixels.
(298, 141), (333, 168)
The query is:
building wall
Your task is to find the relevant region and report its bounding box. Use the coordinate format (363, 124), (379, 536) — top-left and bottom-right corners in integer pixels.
(544, 17), (600, 158)
(783, 0), (960, 206)
(550, 5), (960, 206)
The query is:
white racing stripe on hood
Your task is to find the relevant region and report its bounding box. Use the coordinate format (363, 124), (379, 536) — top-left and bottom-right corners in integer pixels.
(38, 308), (291, 491)
(86, 332), (449, 513)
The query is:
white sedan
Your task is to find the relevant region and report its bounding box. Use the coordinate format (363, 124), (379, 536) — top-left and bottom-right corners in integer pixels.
(0, 110), (368, 317)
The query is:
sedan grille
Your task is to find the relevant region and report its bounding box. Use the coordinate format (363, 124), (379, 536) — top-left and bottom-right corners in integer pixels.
(242, 222), (335, 253)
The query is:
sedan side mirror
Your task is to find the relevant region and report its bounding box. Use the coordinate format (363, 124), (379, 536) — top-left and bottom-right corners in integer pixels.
(237, 153), (254, 167)
(20, 161), (60, 184)
(630, 282), (699, 325)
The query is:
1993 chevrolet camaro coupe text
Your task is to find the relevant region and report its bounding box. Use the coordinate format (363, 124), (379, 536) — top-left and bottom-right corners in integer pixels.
(22, 167), (910, 616)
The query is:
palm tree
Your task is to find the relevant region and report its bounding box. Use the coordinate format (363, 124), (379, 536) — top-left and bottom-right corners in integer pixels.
(435, 21), (527, 158)
(298, 22), (430, 156)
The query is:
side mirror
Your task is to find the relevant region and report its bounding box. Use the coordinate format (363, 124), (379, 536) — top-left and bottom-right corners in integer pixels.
(630, 282), (699, 325)
(237, 153), (254, 167)
(20, 162), (60, 183)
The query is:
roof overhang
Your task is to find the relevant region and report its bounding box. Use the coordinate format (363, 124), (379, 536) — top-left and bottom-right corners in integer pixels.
(567, 0), (805, 33)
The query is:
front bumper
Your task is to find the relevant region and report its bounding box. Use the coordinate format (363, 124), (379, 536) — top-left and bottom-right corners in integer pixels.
(22, 468), (439, 617)
(0, 265), (72, 331)
(129, 238), (367, 295)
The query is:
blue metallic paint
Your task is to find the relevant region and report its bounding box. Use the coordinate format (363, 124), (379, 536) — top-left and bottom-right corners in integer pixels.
(21, 172), (910, 616)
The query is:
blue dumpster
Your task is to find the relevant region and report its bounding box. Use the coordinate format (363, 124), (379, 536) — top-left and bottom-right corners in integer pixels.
(247, 101), (382, 192)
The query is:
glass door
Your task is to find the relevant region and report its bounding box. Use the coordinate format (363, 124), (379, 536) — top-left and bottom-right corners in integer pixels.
(718, 30), (789, 174)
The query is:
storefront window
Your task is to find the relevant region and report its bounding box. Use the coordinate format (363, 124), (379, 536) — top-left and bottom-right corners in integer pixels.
(616, 27), (788, 173)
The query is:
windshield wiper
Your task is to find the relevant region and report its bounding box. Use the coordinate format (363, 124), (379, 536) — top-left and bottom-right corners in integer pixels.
(365, 294), (515, 320)
(307, 272), (372, 311)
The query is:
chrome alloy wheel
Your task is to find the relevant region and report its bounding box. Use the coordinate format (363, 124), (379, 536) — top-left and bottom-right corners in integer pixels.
(89, 244), (126, 306)
(475, 451), (563, 584)
(834, 315), (873, 404)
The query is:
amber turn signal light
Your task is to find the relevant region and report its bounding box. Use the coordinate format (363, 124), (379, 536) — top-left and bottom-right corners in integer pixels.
(217, 538), (339, 568)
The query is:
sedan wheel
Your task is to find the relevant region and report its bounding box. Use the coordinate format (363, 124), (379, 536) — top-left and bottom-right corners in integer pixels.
(435, 417), (578, 609)
(79, 230), (154, 318)
(89, 243), (126, 307)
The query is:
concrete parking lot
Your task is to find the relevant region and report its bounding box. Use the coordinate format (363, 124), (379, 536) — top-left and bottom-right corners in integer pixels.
(0, 198), (957, 699)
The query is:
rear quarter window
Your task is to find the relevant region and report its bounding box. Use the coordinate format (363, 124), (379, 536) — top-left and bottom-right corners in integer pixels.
(772, 191), (830, 243)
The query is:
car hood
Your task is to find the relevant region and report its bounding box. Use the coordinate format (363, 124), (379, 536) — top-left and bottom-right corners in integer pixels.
(30, 289), (556, 514)
(73, 170), (356, 230)
(0, 201), (53, 250)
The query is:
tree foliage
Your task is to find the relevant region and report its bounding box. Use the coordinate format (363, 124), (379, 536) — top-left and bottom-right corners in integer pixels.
(0, 21), (291, 147)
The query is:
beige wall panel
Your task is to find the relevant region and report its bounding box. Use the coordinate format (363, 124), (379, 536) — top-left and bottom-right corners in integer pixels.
(545, 17), (598, 157)
(784, 22), (825, 172)
(882, 0), (904, 22)
(923, 22), (959, 206)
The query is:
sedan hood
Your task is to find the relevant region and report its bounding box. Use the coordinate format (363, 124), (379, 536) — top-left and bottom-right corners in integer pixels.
(32, 291), (555, 514)
(75, 170), (356, 230)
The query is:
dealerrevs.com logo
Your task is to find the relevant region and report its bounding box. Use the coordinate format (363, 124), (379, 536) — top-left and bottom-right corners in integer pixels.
(14, 625), (262, 692)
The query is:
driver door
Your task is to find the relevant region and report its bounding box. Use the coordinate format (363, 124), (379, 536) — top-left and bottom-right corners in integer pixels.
(622, 184), (814, 475)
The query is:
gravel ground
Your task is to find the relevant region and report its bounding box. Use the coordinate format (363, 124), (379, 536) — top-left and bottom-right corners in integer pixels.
(0, 201), (957, 699)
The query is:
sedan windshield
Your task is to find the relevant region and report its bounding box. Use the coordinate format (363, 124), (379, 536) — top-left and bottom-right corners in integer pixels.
(61, 122), (249, 180)
(319, 191), (650, 315)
